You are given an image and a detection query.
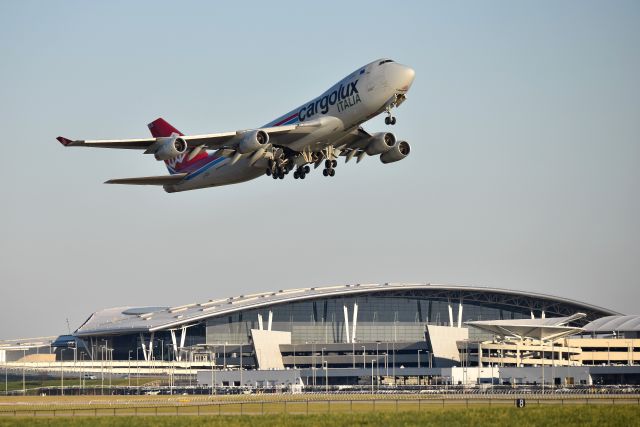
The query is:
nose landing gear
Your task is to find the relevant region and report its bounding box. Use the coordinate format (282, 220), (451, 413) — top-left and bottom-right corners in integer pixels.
(384, 115), (396, 125)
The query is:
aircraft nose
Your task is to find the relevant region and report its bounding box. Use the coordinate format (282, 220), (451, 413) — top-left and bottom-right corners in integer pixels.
(388, 64), (415, 92)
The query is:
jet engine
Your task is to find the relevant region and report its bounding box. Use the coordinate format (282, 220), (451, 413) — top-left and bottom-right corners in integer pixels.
(154, 136), (187, 161)
(365, 132), (396, 155)
(380, 141), (410, 164)
(238, 130), (269, 154)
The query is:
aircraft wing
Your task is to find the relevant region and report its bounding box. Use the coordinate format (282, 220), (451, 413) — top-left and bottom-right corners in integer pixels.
(56, 123), (304, 151)
(105, 173), (187, 185)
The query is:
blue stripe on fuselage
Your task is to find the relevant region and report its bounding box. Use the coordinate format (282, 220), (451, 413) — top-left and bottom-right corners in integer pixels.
(185, 156), (227, 181)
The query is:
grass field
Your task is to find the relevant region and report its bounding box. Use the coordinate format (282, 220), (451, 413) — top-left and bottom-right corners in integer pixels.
(0, 406), (639, 426)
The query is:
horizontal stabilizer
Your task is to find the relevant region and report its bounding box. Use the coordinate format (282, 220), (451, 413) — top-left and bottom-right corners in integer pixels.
(105, 173), (188, 186)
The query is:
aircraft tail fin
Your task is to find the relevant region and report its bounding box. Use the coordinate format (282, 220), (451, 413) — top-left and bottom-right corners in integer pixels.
(148, 118), (183, 138)
(147, 118), (208, 174)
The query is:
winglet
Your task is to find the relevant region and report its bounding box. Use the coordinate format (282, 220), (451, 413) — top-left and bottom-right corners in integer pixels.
(56, 136), (73, 146)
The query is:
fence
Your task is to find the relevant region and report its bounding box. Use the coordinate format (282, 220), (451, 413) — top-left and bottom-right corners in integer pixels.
(1, 396), (639, 417)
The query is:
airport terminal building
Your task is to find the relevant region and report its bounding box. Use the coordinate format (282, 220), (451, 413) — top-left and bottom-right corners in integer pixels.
(2, 283), (638, 387)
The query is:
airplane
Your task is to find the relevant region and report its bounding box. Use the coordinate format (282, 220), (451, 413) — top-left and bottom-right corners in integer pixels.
(57, 58), (415, 193)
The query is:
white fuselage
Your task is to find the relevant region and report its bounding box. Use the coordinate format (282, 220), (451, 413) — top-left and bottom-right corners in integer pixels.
(165, 59), (415, 192)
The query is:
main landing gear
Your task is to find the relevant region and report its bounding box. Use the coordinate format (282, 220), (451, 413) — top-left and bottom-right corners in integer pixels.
(266, 160), (288, 180)
(384, 115), (396, 125)
(322, 159), (337, 177)
(293, 165), (311, 179)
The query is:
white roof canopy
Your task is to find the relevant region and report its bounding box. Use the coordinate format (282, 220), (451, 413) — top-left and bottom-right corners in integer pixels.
(465, 313), (586, 341)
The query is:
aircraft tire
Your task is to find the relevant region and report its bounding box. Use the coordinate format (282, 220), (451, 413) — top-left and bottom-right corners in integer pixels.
(323, 169), (328, 177)
(329, 168), (335, 177)
(304, 165), (310, 174)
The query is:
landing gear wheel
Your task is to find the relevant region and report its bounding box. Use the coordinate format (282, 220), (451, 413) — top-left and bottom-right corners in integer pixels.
(300, 172), (305, 179)
(329, 168), (335, 177)
(323, 169), (329, 177)
(385, 116), (390, 125)
(293, 171), (299, 179)
(304, 165), (310, 174)
(331, 160), (337, 167)
(325, 160), (332, 169)
(266, 168), (272, 176)
(390, 117), (396, 125)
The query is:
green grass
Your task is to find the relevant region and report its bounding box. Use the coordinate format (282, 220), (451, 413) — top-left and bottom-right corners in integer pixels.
(0, 407), (639, 426)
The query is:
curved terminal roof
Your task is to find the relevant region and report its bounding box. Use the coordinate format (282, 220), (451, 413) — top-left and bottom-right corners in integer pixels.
(74, 283), (621, 337)
(583, 315), (640, 333)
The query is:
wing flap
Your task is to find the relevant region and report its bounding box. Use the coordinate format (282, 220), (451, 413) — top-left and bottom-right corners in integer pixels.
(105, 173), (188, 186)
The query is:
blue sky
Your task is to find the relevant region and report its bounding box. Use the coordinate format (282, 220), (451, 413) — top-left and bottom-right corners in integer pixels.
(0, 1), (638, 338)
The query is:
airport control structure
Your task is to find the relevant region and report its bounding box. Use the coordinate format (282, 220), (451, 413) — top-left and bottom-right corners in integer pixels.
(2, 283), (639, 388)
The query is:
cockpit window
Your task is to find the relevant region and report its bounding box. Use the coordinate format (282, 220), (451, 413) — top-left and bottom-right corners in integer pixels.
(378, 59), (394, 65)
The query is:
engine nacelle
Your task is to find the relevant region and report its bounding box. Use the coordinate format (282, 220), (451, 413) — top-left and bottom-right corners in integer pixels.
(365, 132), (396, 155)
(380, 141), (410, 164)
(238, 130), (269, 154)
(154, 136), (187, 161)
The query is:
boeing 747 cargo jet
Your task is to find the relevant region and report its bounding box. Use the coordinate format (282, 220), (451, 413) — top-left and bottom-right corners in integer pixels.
(57, 59), (415, 192)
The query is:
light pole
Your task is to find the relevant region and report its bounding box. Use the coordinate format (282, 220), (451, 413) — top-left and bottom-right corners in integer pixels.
(392, 343), (396, 386)
(80, 353), (85, 392)
(352, 342), (355, 368)
(323, 361), (328, 393)
(376, 343), (380, 382)
(60, 348), (66, 396)
(321, 348), (326, 392)
(371, 360), (374, 393)
(22, 349), (26, 395)
(210, 349), (214, 396)
(108, 349), (113, 392)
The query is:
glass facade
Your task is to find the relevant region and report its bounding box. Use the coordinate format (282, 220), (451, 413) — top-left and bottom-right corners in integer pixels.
(205, 292), (537, 345)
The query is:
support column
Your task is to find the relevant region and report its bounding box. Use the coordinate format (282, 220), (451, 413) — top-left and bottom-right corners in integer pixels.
(258, 314), (264, 331)
(457, 301), (463, 328)
(343, 305), (351, 343)
(179, 326), (187, 362)
(148, 332), (155, 360)
(352, 303), (358, 343)
(170, 330), (178, 360)
(448, 302), (454, 327)
(140, 333), (148, 361)
(267, 311), (273, 331)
